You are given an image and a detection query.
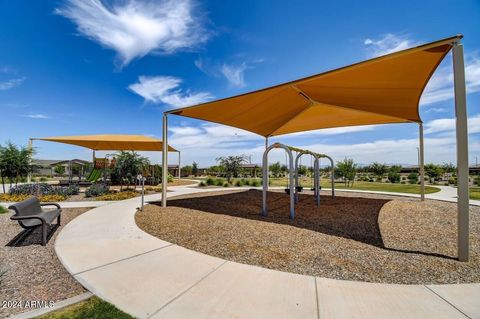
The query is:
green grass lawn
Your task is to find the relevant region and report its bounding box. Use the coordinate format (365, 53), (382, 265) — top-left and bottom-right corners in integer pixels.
(36, 297), (133, 319)
(269, 178), (441, 194)
(471, 187), (480, 200)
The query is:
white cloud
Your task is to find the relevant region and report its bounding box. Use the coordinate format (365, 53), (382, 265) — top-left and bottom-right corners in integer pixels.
(56, 0), (209, 66)
(0, 77), (25, 90)
(220, 62), (248, 87)
(21, 113), (51, 119)
(128, 75), (212, 108)
(424, 114), (480, 135)
(364, 33), (419, 57)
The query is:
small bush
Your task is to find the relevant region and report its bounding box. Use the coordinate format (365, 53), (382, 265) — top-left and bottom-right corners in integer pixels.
(244, 179), (250, 186)
(401, 181), (406, 184)
(475, 176), (480, 186)
(250, 180), (260, 187)
(215, 179), (224, 186)
(205, 178), (215, 186)
(0, 194), (66, 202)
(199, 181), (206, 187)
(387, 172), (401, 183)
(0, 205), (8, 214)
(448, 177), (456, 185)
(39, 177), (48, 182)
(235, 180), (242, 187)
(223, 182), (229, 187)
(85, 184), (110, 197)
(408, 172), (418, 184)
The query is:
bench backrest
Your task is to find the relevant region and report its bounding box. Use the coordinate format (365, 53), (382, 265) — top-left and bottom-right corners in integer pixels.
(8, 197), (42, 216)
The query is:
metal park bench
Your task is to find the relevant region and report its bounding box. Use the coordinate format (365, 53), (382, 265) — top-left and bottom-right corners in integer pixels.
(8, 197), (62, 246)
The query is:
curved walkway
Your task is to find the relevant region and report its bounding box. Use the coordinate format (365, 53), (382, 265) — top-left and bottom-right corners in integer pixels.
(55, 186), (480, 319)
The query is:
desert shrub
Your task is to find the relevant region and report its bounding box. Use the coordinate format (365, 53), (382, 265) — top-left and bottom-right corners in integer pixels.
(39, 177), (48, 182)
(206, 177), (215, 186)
(85, 184), (109, 197)
(475, 176), (480, 186)
(401, 181), (406, 184)
(449, 177), (457, 185)
(167, 174), (173, 183)
(199, 181), (206, 187)
(223, 182), (229, 187)
(407, 172), (418, 184)
(250, 180), (260, 187)
(56, 185), (80, 196)
(96, 191), (138, 201)
(215, 179), (224, 186)
(0, 205), (8, 214)
(387, 172), (401, 183)
(235, 180), (242, 187)
(9, 183), (54, 196)
(0, 193), (66, 202)
(244, 179), (250, 186)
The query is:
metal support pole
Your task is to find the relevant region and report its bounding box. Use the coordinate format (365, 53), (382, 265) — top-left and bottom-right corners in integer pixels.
(265, 137), (269, 190)
(141, 176), (145, 211)
(294, 152), (302, 203)
(419, 123), (425, 201)
(162, 114), (168, 208)
(92, 150), (96, 164)
(27, 139), (33, 183)
(178, 151), (181, 179)
(453, 41), (470, 262)
(324, 155), (335, 198)
(314, 157), (320, 206)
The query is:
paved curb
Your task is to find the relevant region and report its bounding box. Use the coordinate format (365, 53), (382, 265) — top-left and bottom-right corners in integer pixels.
(7, 292), (93, 319)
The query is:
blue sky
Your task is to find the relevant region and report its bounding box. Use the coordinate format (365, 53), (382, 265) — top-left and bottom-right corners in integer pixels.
(1, 0), (479, 167)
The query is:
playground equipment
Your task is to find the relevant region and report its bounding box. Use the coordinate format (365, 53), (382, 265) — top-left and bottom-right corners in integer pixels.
(261, 142), (335, 220)
(262, 143), (294, 219)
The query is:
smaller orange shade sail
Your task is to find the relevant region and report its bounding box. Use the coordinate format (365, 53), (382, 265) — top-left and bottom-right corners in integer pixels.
(168, 35), (461, 137)
(32, 134), (178, 152)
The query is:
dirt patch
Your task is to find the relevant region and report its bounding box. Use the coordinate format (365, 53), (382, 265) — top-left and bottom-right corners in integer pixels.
(0, 207), (89, 317)
(136, 189), (480, 284)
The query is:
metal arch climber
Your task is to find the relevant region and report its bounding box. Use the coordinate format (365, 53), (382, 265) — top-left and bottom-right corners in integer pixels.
(262, 143), (295, 219)
(294, 150), (335, 206)
(294, 152), (320, 206)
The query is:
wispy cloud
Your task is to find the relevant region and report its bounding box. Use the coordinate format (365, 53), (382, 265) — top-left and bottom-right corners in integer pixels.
(0, 77), (25, 91)
(364, 33), (419, 57)
(424, 113), (480, 135)
(56, 0), (209, 67)
(21, 113), (51, 119)
(195, 57), (261, 88)
(285, 125), (376, 138)
(220, 62), (248, 87)
(128, 75), (212, 108)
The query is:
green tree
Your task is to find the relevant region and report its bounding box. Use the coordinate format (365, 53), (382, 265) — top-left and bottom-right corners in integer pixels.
(424, 163), (443, 183)
(215, 155), (247, 182)
(0, 142), (35, 190)
(54, 164), (66, 176)
(192, 162), (199, 176)
(297, 165), (308, 176)
(182, 165), (193, 176)
(368, 162), (388, 181)
(114, 151), (150, 190)
(207, 165), (222, 176)
(336, 158), (357, 187)
(269, 162), (282, 178)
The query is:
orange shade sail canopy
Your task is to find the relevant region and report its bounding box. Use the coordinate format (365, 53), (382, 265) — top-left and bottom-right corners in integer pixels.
(168, 35), (461, 137)
(32, 134), (178, 152)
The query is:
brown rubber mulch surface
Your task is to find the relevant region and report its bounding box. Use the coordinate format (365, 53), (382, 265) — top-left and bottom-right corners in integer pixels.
(0, 208), (89, 317)
(136, 189), (480, 284)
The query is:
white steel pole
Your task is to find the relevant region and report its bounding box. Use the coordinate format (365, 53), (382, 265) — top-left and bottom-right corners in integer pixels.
(453, 40), (470, 262)
(265, 137), (269, 191)
(162, 114), (168, 207)
(27, 139), (33, 183)
(419, 123), (425, 201)
(178, 151), (181, 179)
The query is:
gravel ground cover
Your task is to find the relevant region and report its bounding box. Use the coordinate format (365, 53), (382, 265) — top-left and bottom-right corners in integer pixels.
(0, 207), (89, 317)
(136, 189), (480, 284)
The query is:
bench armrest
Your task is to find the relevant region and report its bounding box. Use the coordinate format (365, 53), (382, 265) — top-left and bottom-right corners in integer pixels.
(40, 203), (61, 209)
(10, 215), (45, 222)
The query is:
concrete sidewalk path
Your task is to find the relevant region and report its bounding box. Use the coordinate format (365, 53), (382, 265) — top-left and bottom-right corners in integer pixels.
(55, 185), (480, 319)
